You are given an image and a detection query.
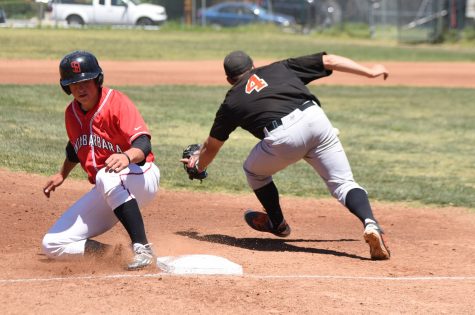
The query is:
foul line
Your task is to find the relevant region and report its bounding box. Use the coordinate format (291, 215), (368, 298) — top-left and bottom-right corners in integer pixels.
(1, 273), (475, 284)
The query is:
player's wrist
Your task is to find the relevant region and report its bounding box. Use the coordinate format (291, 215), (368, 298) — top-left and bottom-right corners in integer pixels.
(195, 161), (206, 173)
(122, 152), (131, 165)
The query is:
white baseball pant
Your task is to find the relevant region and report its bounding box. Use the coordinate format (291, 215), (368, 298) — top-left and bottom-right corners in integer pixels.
(42, 162), (160, 258)
(243, 104), (364, 205)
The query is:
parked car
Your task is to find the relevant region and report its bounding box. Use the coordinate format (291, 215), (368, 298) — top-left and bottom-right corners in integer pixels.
(197, 2), (295, 28)
(263, 0), (342, 30)
(0, 7), (6, 24)
(48, 0), (167, 26)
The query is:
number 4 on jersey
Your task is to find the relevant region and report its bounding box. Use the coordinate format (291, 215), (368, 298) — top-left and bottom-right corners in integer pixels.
(245, 74), (268, 94)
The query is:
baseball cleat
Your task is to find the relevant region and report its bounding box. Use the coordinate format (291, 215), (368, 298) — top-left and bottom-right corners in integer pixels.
(244, 210), (291, 237)
(364, 221), (390, 260)
(127, 243), (154, 270)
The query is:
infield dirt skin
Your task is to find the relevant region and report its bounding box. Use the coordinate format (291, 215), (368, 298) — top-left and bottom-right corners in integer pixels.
(1, 61), (475, 314)
(1, 169), (474, 314)
(1, 59), (475, 88)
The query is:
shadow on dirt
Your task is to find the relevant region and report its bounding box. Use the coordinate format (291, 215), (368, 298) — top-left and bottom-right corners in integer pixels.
(176, 230), (369, 260)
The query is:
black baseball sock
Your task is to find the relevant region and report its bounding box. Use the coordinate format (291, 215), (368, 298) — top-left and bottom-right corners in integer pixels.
(113, 199), (148, 245)
(345, 188), (376, 226)
(253, 181), (284, 228)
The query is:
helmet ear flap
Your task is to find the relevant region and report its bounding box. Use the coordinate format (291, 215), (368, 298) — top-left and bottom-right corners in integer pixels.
(97, 73), (104, 87)
(61, 82), (72, 95)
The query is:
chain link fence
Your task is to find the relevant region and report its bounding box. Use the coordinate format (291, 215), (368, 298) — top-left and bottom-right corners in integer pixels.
(332, 0), (460, 43)
(396, 0), (447, 43)
(1, 0), (473, 43)
(178, 0), (470, 42)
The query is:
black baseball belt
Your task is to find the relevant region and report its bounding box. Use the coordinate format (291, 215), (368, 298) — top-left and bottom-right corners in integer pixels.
(265, 100), (316, 132)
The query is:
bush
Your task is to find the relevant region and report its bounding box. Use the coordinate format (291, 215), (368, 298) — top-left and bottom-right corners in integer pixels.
(2, 1), (37, 19)
(463, 25), (475, 41)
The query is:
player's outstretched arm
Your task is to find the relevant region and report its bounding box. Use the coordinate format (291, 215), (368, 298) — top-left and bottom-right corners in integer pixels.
(43, 159), (77, 198)
(180, 136), (224, 173)
(322, 54), (389, 80)
(197, 136), (224, 172)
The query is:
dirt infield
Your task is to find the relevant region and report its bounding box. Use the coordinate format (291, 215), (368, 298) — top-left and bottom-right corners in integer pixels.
(2, 170), (475, 314)
(1, 59), (475, 88)
(1, 59), (475, 314)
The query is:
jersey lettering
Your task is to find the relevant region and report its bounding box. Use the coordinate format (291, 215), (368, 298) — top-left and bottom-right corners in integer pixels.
(73, 133), (119, 154)
(245, 74), (268, 94)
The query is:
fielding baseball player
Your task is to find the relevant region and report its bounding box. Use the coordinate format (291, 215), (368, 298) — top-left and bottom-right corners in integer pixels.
(182, 51), (390, 260)
(42, 50), (160, 270)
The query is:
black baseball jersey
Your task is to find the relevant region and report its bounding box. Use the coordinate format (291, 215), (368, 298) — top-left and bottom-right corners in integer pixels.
(210, 52), (332, 141)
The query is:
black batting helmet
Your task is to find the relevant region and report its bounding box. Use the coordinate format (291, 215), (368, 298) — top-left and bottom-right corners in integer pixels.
(59, 50), (104, 95)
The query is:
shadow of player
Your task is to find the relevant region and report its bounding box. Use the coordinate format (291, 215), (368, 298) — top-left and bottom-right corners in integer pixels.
(176, 230), (369, 261)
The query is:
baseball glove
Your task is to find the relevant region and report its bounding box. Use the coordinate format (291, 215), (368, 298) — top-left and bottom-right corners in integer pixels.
(182, 144), (208, 181)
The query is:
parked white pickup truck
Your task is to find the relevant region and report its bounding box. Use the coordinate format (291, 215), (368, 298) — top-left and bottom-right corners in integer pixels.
(48, 0), (167, 26)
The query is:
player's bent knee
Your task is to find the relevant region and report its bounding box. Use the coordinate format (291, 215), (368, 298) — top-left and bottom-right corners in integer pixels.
(41, 234), (86, 258)
(243, 165), (272, 190)
(41, 234), (65, 258)
(329, 181), (366, 205)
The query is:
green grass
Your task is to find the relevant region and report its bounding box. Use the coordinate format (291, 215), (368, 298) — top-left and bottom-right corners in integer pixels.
(1, 27), (475, 61)
(1, 84), (474, 209)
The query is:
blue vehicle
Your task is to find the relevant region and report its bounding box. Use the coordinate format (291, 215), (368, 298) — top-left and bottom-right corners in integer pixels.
(0, 7), (6, 24)
(197, 2), (295, 28)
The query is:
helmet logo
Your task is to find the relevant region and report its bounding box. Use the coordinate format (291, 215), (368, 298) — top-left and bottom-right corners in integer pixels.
(71, 61), (81, 73)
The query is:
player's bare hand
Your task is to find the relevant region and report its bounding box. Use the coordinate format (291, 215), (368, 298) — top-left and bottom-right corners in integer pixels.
(105, 153), (130, 173)
(180, 155), (199, 169)
(370, 65), (389, 80)
(43, 174), (65, 198)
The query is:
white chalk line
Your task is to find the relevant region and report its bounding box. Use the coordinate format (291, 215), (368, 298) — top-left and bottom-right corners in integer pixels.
(1, 273), (475, 284)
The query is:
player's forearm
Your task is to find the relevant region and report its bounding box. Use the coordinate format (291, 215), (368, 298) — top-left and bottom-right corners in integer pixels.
(123, 148), (145, 164)
(198, 136), (224, 171)
(323, 54), (375, 78)
(130, 135), (151, 162)
(59, 159), (78, 180)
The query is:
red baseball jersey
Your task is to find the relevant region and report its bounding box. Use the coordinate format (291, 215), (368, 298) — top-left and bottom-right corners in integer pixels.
(65, 87), (155, 184)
